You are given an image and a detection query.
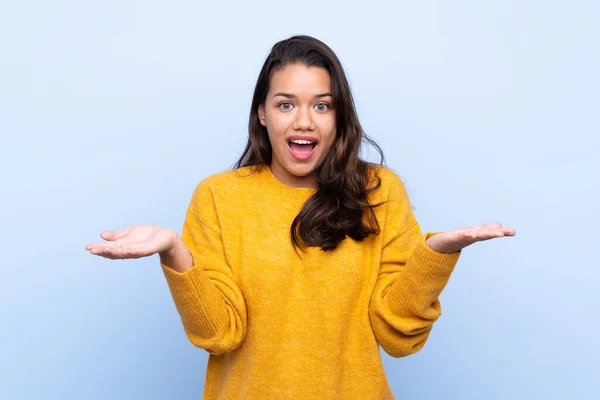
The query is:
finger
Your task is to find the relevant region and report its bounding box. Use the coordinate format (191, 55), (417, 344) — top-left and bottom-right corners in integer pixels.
(484, 231), (506, 240)
(480, 222), (502, 229)
(85, 241), (115, 250)
(90, 246), (125, 259)
(88, 245), (113, 257)
(485, 227), (516, 236)
(447, 226), (474, 236)
(89, 242), (147, 259)
(503, 228), (516, 236)
(460, 228), (501, 241)
(475, 229), (515, 241)
(100, 228), (129, 241)
(89, 241), (120, 251)
(88, 243), (124, 258)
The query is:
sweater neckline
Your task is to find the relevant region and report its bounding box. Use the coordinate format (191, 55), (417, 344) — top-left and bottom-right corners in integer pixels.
(260, 165), (317, 200)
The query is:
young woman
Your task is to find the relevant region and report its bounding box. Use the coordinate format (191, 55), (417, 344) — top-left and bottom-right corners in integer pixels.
(86, 35), (515, 399)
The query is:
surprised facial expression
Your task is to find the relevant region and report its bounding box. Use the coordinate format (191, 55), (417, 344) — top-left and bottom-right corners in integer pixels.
(258, 63), (336, 189)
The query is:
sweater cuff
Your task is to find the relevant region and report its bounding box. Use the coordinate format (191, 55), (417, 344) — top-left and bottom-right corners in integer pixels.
(160, 262), (228, 331)
(413, 231), (461, 277)
(160, 262), (213, 298)
(385, 233), (460, 314)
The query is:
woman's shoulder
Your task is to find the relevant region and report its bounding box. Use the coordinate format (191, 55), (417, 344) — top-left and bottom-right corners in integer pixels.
(186, 166), (265, 212)
(195, 165), (266, 193)
(366, 163), (408, 197)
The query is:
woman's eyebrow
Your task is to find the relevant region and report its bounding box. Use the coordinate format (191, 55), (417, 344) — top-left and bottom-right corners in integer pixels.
(272, 92), (333, 99)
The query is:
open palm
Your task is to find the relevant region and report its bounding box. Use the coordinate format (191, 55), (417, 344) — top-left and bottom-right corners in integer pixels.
(426, 222), (515, 254)
(85, 224), (177, 260)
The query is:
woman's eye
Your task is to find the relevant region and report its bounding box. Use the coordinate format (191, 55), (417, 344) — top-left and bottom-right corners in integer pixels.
(278, 102), (293, 111)
(315, 103), (330, 112)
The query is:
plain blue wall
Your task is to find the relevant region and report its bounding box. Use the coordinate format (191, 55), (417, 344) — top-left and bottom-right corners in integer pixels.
(1, 1), (598, 399)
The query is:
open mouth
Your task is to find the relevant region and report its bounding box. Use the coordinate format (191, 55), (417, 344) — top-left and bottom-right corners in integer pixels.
(288, 140), (317, 154)
(287, 139), (318, 161)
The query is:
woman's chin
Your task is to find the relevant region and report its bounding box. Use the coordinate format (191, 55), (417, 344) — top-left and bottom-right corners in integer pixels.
(286, 164), (316, 178)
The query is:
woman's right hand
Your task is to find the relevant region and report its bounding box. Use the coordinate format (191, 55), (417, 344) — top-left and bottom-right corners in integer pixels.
(85, 224), (178, 260)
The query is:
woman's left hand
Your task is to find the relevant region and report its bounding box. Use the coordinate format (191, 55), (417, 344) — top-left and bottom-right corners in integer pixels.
(425, 222), (516, 254)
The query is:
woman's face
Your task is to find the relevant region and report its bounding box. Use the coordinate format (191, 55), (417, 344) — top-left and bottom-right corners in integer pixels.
(258, 63), (336, 189)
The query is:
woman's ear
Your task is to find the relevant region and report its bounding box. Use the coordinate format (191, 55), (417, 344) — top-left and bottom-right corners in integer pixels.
(258, 104), (266, 126)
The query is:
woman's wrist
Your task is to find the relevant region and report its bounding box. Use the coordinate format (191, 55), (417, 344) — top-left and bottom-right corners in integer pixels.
(425, 233), (461, 254)
(159, 233), (194, 273)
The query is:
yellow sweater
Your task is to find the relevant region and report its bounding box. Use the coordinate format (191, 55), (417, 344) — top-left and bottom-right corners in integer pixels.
(160, 164), (460, 399)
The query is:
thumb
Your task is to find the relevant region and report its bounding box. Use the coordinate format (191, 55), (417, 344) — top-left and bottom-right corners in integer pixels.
(100, 228), (128, 241)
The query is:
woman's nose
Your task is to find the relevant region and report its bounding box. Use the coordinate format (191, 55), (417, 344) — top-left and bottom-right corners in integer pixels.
(293, 107), (315, 131)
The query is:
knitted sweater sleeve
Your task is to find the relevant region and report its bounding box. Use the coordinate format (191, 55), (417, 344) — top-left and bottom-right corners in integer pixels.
(369, 172), (460, 358)
(160, 180), (247, 355)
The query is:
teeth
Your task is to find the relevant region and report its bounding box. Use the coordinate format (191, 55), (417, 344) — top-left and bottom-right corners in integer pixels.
(290, 139), (314, 144)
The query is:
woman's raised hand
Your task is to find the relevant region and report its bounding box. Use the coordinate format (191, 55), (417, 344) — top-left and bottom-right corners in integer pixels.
(425, 222), (516, 254)
(85, 224), (178, 260)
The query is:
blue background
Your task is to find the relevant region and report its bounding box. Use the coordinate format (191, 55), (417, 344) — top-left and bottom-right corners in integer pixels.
(1, 1), (598, 399)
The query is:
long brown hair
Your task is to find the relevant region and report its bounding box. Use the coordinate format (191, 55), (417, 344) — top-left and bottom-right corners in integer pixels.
(235, 35), (385, 252)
